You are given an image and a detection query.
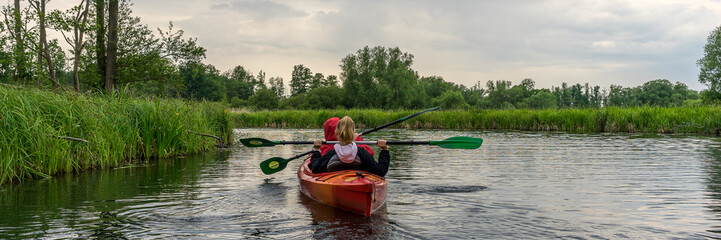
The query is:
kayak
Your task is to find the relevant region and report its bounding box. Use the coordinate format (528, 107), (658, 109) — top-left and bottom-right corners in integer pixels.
(297, 158), (387, 217)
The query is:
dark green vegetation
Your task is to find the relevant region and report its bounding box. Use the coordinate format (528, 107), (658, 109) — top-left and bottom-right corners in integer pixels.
(0, 85), (231, 185)
(230, 107), (721, 134)
(1, 1), (719, 111)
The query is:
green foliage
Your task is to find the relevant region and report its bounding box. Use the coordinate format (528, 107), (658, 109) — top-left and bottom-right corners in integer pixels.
(230, 96), (248, 109)
(290, 64), (312, 96)
(340, 46), (418, 109)
(179, 61), (225, 101)
(698, 24), (721, 100)
(230, 107), (721, 135)
(0, 51), (10, 83)
(299, 85), (344, 109)
(0, 85), (231, 184)
(268, 76), (285, 98)
(522, 90), (557, 109)
(431, 90), (469, 109)
(249, 88), (279, 110)
(224, 65), (258, 100)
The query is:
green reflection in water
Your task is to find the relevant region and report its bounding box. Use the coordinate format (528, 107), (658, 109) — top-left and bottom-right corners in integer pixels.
(0, 151), (230, 239)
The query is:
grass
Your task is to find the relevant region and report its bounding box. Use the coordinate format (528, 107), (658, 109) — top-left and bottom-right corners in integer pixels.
(229, 107), (721, 134)
(0, 85), (232, 185)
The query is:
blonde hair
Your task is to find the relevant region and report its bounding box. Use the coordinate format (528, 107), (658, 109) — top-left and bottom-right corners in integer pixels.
(336, 116), (356, 145)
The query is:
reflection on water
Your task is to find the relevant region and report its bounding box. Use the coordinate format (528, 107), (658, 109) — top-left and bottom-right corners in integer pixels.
(2, 129), (721, 239)
(300, 192), (394, 239)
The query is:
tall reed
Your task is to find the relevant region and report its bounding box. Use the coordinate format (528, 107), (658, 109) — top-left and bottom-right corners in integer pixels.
(0, 85), (232, 185)
(229, 107), (721, 134)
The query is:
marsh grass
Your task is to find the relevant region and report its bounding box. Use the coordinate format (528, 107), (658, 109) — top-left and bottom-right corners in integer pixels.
(0, 86), (231, 185)
(230, 107), (721, 134)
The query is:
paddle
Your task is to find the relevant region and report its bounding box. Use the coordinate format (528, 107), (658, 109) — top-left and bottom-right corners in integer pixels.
(259, 150), (315, 175)
(258, 137), (482, 175)
(255, 106), (441, 175)
(249, 136), (482, 149)
(241, 107), (441, 148)
(358, 106), (440, 136)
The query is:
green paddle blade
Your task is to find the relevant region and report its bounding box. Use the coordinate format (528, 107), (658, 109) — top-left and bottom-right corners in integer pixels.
(240, 138), (278, 148)
(259, 157), (290, 175)
(430, 136), (483, 149)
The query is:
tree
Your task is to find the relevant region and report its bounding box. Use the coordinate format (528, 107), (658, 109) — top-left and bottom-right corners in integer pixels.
(105, 0), (118, 92)
(431, 90), (469, 109)
(29, 0), (59, 89)
(249, 88), (279, 110)
(300, 86), (344, 109)
(179, 61), (224, 101)
(268, 76), (285, 98)
(340, 46), (418, 108)
(485, 80), (512, 108)
(698, 24), (721, 101)
(522, 90), (557, 109)
(4, 0), (31, 84)
(224, 65), (256, 100)
(638, 79), (674, 106)
(290, 64), (311, 96)
(0, 51), (11, 83)
(79, 1), (206, 95)
(324, 75), (338, 87)
(94, 0), (106, 86)
(50, 0), (91, 91)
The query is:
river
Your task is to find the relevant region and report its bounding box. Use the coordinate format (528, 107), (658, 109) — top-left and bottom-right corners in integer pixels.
(2, 129), (721, 239)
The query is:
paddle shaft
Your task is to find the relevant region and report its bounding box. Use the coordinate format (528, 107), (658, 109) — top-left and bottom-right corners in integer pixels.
(273, 140), (432, 145)
(287, 150), (314, 161)
(358, 106), (439, 136)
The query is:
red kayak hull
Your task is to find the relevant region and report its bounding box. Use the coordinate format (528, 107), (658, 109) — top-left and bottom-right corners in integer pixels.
(297, 158), (387, 217)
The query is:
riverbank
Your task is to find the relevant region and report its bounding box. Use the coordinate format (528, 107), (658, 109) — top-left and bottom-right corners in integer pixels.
(0, 85), (232, 185)
(229, 107), (721, 134)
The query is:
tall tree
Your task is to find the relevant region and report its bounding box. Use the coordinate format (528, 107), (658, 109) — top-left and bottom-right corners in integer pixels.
(698, 24), (721, 101)
(340, 46), (418, 108)
(105, 0), (117, 92)
(50, 0), (90, 91)
(224, 65), (256, 100)
(29, 0), (59, 89)
(179, 61), (224, 101)
(268, 76), (285, 98)
(11, 0), (29, 84)
(290, 64), (311, 96)
(94, 0), (106, 87)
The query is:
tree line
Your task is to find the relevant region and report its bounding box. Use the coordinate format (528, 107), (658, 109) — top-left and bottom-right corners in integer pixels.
(1, 0), (719, 110)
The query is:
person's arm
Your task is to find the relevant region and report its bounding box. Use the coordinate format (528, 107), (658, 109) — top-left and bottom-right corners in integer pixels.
(310, 139), (327, 173)
(358, 141), (390, 177)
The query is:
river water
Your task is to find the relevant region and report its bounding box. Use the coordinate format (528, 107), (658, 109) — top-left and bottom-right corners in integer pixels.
(2, 129), (721, 239)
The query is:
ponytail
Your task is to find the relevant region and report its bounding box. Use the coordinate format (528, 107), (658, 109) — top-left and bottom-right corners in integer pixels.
(336, 116), (356, 145)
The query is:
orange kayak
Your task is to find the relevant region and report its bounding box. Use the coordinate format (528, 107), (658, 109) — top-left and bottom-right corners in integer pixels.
(297, 158), (387, 217)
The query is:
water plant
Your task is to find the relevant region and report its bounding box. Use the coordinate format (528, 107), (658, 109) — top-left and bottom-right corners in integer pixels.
(229, 107), (721, 134)
(0, 85), (232, 185)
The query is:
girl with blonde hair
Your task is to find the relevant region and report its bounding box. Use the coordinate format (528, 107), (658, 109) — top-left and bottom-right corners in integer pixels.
(310, 116), (391, 177)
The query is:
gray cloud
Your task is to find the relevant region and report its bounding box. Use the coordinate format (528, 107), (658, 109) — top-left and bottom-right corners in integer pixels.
(49, 0), (721, 90)
(211, 0), (308, 20)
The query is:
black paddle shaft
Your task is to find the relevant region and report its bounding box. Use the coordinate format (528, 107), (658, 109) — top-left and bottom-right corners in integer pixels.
(358, 107), (440, 136)
(274, 140), (432, 145)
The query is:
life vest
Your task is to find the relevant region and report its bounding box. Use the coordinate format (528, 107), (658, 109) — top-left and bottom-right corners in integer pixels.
(327, 154), (362, 172)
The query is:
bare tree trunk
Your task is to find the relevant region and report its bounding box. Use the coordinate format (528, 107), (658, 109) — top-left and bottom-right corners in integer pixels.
(36, 46), (42, 87)
(95, 0), (106, 89)
(73, 0), (90, 92)
(105, 0), (118, 92)
(38, 0), (58, 89)
(12, 0), (27, 85)
(30, 0), (58, 89)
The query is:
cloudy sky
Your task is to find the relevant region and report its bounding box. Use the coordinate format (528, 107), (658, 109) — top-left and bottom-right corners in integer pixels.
(53, 0), (721, 91)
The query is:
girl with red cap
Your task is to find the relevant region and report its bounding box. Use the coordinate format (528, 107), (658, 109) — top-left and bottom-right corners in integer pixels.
(309, 116), (390, 177)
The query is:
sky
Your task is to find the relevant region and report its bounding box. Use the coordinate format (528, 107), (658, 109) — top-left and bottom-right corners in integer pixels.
(50, 0), (721, 91)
